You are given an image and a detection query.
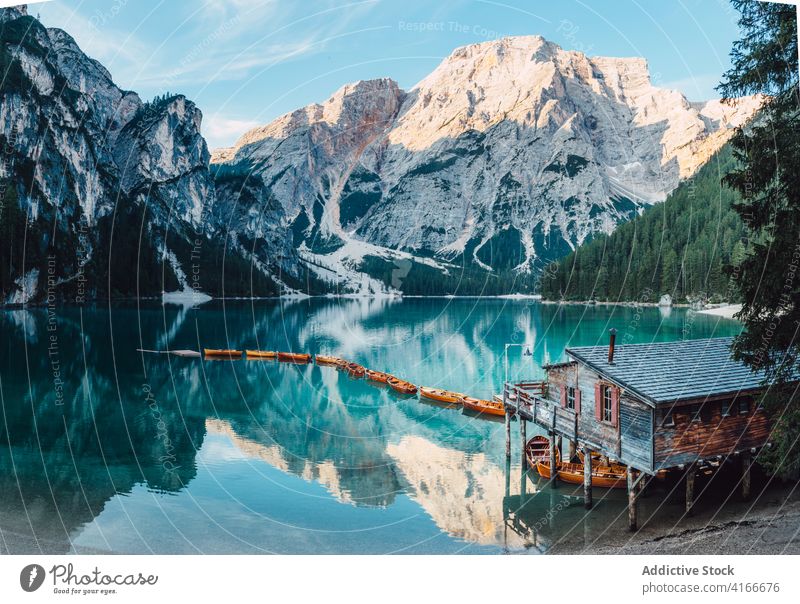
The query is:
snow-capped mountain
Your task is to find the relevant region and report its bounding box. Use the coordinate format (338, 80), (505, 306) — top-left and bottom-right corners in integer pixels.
(213, 35), (761, 292)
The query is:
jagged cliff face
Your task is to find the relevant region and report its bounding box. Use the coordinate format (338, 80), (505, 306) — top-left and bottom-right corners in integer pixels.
(214, 36), (761, 288)
(0, 6), (290, 303)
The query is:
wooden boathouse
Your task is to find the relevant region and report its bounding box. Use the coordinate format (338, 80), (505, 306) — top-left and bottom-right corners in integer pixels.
(503, 332), (774, 530)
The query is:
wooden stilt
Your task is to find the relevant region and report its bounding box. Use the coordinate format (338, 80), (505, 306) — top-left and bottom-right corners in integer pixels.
(520, 459), (528, 502)
(584, 447), (593, 509)
(627, 466), (639, 531)
(568, 439), (577, 463)
(741, 451), (752, 501)
(685, 463), (695, 516)
(504, 410), (511, 459)
(504, 456), (511, 500)
(639, 473), (649, 498)
(520, 416), (527, 469)
(549, 431), (558, 488)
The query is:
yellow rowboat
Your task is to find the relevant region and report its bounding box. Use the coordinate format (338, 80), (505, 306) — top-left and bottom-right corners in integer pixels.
(419, 387), (464, 405)
(461, 396), (505, 417)
(365, 370), (392, 383)
(346, 362), (366, 378)
(315, 355), (344, 366)
(388, 377), (418, 395)
(204, 348), (243, 359)
(535, 459), (627, 489)
(277, 352), (312, 364)
(245, 350), (277, 359)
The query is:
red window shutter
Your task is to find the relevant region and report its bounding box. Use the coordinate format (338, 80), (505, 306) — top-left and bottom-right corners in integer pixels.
(594, 383), (602, 421)
(560, 384), (567, 407)
(611, 387), (620, 427)
(575, 389), (581, 414)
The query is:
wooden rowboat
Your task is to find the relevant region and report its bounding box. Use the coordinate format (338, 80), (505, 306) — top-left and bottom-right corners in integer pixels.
(346, 362), (366, 377)
(535, 459), (626, 489)
(419, 387), (465, 405)
(461, 396), (505, 417)
(137, 348), (202, 358)
(388, 377), (418, 395)
(204, 348), (243, 359)
(577, 449), (626, 472)
(365, 370), (392, 383)
(525, 435), (560, 467)
(315, 355), (344, 366)
(277, 352), (312, 364)
(246, 350), (277, 359)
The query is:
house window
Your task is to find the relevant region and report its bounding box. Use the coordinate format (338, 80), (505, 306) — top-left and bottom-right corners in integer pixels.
(739, 399), (750, 415)
(662, 409), (675, 428)
(566, 386), (576, 410)
(721, 401), (732, 417)
(602, 386), (613, 422)
(687, 404), (701, 423)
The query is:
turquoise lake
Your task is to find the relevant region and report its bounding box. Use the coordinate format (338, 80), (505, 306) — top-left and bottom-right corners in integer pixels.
(0, 299), (742, 554)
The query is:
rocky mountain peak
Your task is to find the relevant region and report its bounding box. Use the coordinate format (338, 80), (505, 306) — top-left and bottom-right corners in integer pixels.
(0, 4), (26, 22)
(209, 34), (762, 293)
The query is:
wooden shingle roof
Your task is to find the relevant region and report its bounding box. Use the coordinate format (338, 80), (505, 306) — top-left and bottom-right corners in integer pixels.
(565, 337), (768, 407)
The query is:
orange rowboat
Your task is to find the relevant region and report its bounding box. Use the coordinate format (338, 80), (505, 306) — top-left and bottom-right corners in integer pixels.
(419, 387), (464, 405)
(461, 396), (505, 417)
(346, 362), (366, 377)
(277, 352), (312, 364)
(388, 377), (418, 395)
(245, 350), (277, 359)
(204, 348), (243, 359)
(315, 355), (344, 366)
(365, 370), (392, 383)
(535, 460), (626, 489)
(525, 435), (560, 467)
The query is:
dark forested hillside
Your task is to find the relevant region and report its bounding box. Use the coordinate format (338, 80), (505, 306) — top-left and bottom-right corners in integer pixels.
(539, 144), (745, 303)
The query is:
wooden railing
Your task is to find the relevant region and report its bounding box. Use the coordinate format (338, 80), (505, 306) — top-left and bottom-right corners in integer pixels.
(506, 383), (578, 440)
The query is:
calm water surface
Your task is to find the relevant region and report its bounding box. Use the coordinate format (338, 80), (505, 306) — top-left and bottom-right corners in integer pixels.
(0, 299), (741, 554)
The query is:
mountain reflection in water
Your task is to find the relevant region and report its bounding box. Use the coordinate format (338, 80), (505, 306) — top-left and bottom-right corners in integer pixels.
(0, 299), (740, 553)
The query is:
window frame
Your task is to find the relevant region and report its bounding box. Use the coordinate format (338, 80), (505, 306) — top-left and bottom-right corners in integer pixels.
(602, 385), (613, 423)
(566, 386), (576, 410)
(738, 399), (750, 415)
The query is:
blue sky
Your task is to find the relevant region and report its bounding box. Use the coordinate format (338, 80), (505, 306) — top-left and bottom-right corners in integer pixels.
(34, 0), (748, 149)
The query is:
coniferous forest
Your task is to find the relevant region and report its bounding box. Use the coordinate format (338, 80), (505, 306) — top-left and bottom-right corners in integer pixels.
(539, 144), (745, 304)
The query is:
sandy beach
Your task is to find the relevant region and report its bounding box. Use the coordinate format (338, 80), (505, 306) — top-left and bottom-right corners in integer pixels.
(548, 474), (800, 555)
(695, 304), (743, 319)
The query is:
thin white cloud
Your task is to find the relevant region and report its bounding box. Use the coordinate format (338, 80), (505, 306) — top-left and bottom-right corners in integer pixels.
(134, 39), (317, 90)
(202, 116), (260, 150)
(0, 0), (52, 7)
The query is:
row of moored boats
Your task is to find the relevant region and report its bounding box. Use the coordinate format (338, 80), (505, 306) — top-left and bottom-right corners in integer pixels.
(202, 348), (504, 419)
